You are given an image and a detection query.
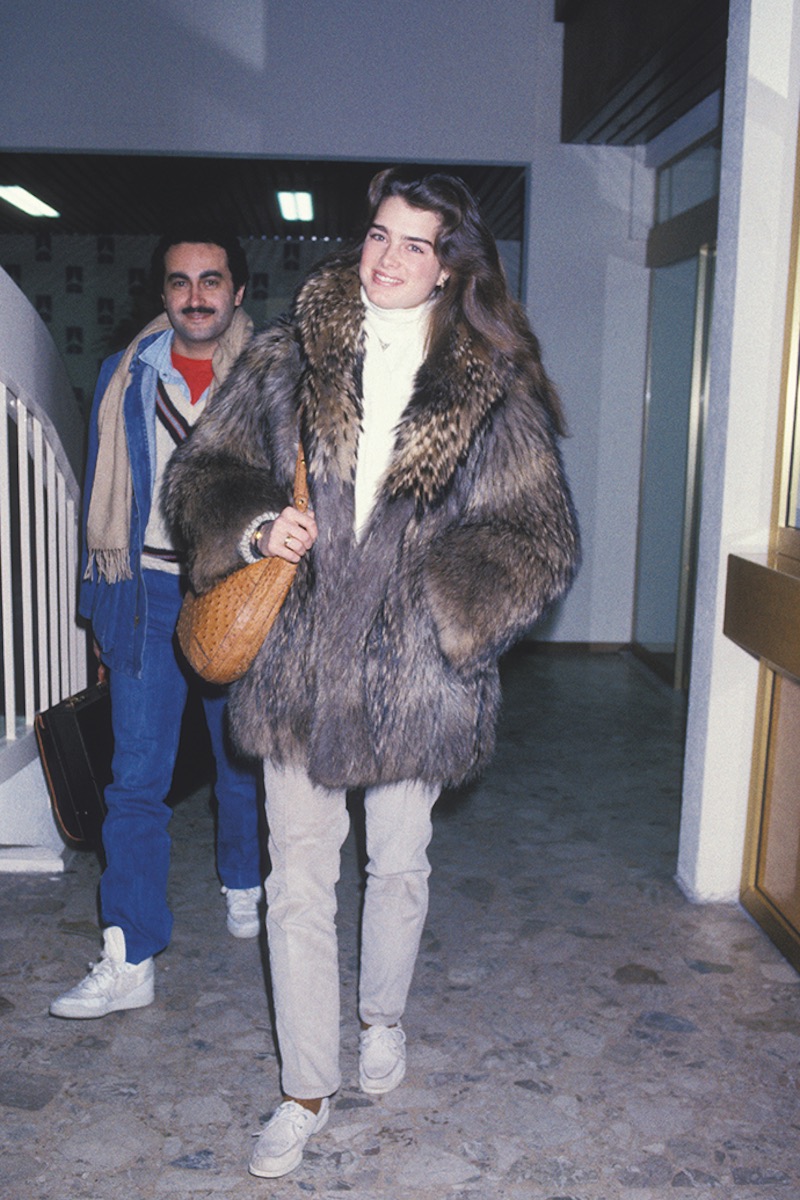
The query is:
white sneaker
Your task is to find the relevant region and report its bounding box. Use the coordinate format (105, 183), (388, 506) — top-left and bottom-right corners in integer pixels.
(249, 1098), (330, 1178)
(359, 1022), (407, 1095)
(221, 885), (262, 939)
(49, 926), (154, 1019)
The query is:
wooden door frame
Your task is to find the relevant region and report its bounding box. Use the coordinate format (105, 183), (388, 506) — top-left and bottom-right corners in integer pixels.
(724, 114), (800, 971)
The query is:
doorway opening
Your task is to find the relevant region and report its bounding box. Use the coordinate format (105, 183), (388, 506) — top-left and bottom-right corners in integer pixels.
(632, 134), (719, 690)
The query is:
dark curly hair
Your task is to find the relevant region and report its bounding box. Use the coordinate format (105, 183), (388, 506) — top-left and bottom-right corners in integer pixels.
(150, 229), (249, 295)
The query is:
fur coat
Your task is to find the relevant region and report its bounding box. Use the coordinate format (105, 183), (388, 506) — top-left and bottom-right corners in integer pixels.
(165, 258), (579, 788)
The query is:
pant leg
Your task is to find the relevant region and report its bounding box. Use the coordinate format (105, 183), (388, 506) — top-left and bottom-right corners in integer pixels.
(263, 760), (350, 1100)
(100, 571), (188, 964)
(359, 779), (440, 1028)
(202, 689), (261, 890)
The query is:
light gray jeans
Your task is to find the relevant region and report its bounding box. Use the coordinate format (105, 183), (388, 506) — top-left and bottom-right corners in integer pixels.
(263, 760), (440, 1099)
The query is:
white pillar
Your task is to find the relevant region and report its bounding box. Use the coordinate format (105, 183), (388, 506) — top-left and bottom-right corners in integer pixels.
(678, 0), (800, 899)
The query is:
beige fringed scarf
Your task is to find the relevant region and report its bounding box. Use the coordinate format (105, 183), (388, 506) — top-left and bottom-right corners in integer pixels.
(84, 306), (253, 583)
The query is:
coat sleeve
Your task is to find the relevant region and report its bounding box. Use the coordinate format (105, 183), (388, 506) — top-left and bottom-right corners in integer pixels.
(421, 388), (579, 670)
(163, 321), (302, 593)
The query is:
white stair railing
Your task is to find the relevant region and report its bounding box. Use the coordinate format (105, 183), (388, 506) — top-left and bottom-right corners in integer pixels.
(0, 267), (87, 869)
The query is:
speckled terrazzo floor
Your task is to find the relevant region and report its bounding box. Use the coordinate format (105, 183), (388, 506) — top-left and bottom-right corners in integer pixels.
(1, 648), (799, 1200)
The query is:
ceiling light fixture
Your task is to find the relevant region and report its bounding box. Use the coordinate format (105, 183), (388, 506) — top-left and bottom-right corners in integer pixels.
(277, 191), (314, 221)
(0, 185), (60, 218)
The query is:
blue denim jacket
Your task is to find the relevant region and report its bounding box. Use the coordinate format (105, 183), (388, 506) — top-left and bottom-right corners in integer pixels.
(79, 331), (173, 678)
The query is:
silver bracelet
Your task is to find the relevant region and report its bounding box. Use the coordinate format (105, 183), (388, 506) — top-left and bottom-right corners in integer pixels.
(238, 511), (280, 563)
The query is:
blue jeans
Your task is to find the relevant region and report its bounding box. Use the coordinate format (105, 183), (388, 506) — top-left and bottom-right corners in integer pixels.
(100, 570), (260, 963)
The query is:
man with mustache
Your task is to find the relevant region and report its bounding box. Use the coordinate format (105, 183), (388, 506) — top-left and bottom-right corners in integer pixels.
(51, 233), (261, 1020)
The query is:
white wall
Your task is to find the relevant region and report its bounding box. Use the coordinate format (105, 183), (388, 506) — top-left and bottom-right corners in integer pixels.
(0, 0), (651, 645)
(678, 0), (800, 900)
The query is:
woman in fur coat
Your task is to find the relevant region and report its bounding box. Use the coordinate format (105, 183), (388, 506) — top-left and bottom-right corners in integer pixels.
(165, 167), (579, 1179)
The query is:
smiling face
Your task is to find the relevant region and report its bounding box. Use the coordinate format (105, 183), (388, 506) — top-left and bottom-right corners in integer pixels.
(359, 195), (449, 310)
(161, 242), (245, 358)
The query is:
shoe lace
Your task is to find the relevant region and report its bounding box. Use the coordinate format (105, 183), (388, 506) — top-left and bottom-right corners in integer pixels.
(362, 1024), (405, 1051)
(280, 1101), (315, 1129)
(223, 886), (260, 912)
(252, 1100), (315, 1140)
(74, 952), (118, 995)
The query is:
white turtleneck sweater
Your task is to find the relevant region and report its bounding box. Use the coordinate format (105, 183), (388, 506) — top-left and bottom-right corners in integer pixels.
(355, 288), (433, 540)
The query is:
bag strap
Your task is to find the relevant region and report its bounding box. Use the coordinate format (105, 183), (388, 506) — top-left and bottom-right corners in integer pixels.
(293, 442), (309, 513)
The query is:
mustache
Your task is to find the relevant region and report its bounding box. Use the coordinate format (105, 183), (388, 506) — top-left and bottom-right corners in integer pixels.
(181, 305), (216, 316)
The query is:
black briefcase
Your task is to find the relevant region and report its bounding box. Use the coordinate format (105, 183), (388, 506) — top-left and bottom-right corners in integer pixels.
(35, 682), (113, 849)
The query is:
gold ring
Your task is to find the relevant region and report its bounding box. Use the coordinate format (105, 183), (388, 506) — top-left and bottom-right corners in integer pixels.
(284, 535), (293, 547)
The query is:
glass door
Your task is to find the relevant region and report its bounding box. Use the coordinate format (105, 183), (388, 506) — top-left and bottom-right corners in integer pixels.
(633, 246), (714, 689)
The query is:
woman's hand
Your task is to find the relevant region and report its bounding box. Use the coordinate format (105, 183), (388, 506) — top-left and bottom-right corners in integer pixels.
(257, 505), (318, 563)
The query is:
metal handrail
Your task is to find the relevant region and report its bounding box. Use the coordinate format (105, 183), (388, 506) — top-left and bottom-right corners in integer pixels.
(0, 268), (87, 744)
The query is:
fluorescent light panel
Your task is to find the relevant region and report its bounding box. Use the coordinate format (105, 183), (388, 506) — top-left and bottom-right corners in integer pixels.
(277, 190), (314, 221)
(0, 185), (60, 218)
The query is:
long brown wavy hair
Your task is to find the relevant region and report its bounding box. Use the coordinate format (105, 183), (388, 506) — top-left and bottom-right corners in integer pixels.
(362, 167), (567, 435)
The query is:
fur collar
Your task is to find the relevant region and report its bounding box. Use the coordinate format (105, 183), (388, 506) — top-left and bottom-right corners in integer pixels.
(293, 259), (507, 505)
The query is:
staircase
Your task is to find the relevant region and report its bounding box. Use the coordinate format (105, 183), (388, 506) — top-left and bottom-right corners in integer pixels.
(0, 267), (88, 870)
